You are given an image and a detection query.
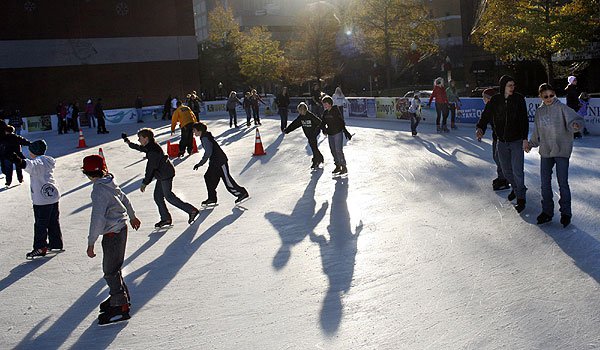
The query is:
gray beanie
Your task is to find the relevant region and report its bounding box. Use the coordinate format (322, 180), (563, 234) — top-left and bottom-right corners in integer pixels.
(29, 140), (47, 155)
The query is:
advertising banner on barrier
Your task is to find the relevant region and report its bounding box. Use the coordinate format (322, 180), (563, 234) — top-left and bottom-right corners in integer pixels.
(26, 115), (53, 132)
(376, 97), (397, 118)
(348, 98), (369, 118)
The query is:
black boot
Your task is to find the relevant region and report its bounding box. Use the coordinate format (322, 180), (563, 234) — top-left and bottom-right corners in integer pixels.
(536, 212), (552, 225)
(514, 198), (526, 213)
(98, 304), (131, 325)
(560, 214), (571, 228)
(154, 219), (172, 228)
(507, 190), (516, 201)
(338, 165), (348, 175)
(332, 165), (341, 174)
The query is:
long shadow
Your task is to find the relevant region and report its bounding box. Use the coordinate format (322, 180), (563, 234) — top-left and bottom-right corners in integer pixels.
(68, 176), (139, 215)
(69, 208), (242, 348)
(240, 133), (285, 175)
(61, 181), (93, 197)
(219, 127), (254, 146)
(309, 178), (363, 335)
(13, 219), (174, 349)
(0, 258), (54, 293)
(539, 224), (600, 283)
(265, 171), (328, 270)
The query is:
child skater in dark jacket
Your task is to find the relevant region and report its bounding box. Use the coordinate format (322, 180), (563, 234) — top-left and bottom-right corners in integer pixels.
(122, 128), (199, 227)
(82, 154), (141, 325)
(192, 122), (249, 206)
(283, 102), (324, 170)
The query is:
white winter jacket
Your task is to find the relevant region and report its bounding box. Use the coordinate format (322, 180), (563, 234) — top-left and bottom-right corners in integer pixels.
(23, 155), (60, 206)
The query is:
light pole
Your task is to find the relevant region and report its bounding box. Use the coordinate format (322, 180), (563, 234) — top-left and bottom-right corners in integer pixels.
(218, 81), (223, 99)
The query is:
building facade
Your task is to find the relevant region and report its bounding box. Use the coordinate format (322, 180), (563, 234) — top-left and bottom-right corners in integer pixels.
(0, 0), (200, 115)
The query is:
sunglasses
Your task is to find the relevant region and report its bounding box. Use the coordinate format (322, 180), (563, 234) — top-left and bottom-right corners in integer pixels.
(542, 94), (555, 99)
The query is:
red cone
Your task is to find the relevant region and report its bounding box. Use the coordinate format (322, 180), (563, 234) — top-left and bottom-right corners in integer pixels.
(252, 128), (266, 156)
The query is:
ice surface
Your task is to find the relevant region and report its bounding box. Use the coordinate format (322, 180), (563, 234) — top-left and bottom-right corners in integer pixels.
(1, 116), (599, 349)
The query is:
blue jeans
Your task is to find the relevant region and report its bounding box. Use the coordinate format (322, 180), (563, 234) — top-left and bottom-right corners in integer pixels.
(540, 157), (571, 217)
(102, 225), (129, 306)
(328, 132), (346, 166)
(409, 112), (420, 133)
(153, 178), (196, 221)
(497, 140), (526, 199)
(33, 202), (63, 250)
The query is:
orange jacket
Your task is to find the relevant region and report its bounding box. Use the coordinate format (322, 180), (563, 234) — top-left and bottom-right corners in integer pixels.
(171, 106), (197, 132)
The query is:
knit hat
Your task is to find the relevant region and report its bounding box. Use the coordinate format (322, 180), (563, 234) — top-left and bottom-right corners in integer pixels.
(567, 76), (576, 85)
(82, 155), (107, 173)
(29, 140), (47, 155)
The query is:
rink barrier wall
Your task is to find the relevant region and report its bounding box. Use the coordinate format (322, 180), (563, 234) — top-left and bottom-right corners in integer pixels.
(7, 97), (599, 136)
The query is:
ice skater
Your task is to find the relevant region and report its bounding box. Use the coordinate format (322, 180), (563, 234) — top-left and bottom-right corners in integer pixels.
(122, 128), (199, 227)
(11, 140), (64, 258)
(171, 100), (198, 157)
(0, 125), (31, 187)
(283, 102), (324, 169)
(321, 96), (350, 175)
(192, 122), (249, 206)
(407, 92), (422, 137)
(82, 155), (141, 325)
(526, 83), (584, 228)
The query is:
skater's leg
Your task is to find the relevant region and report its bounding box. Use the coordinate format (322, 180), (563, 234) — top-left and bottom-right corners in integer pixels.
(219, 163), (247, 197)
(509, 140), (526, 199)
(47, 202), (63, 249)
(449, 103), (456, 127)
(153, 181), (172, 222)
(15, 161), (23, 182)
(32, 204), (50, 250)
(101, 226), (129, 306)
(492, 137), (505, 180)
(435, 103), (442, 126)
(540, 157), (555, 216)
(332, 132), (346, 166)
(555, 157), (571, 217)
(308, 136), (323, 163)
(160, 178), (195, 214)
(441, 103), (449, 128)
(1, 158), (12, 185)
(497, 141), (515, 188)
(204, 165), (220, 201)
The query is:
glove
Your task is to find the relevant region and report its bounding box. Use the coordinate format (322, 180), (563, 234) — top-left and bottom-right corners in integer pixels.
(343, 128), (352, 140)
(121, 133), (129, 143)
(140, 183), (146, 193)
(193, 163), (202, 171)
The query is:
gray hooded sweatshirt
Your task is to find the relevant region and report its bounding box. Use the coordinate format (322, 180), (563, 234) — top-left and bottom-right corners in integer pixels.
(528, 99), (584, 158)
(88, 175), (136, 246)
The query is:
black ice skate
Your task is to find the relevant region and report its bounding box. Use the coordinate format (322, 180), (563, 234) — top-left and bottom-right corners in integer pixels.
(331, 165), (341, 174)
(560, 214), (571, 228)
(493, 179), (510, 191)
(514, 198), (526, 213)
(26, 248), (47, 260)
(100, 297), (131, 313)
(201, 199), (218, 207)
(154, 220), (172, 228)
(536, 212), (552, 225)
(98, 304), (131, 325)
(235, 192), (250, 205)
(507, 190), (516, 201)
(188, 208), (200, 224)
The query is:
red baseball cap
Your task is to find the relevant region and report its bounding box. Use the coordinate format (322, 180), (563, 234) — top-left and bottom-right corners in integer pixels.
(82, 155), (107, 173)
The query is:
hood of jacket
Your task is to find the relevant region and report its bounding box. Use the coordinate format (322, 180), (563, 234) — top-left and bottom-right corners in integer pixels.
(498, 75), (515, 96)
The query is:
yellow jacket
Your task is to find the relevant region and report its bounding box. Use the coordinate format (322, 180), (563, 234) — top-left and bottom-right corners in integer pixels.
(171, 106), (197, 132)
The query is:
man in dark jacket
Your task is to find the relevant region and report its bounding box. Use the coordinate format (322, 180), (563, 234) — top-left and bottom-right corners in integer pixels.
(0, 125), (31, 186)
(276, 87), (291, 132)
(95, 98), (109, 134)
(476, 75), (529, 213)
(284, 102), (323, 169)
(122, 128), (199, 227)
(192, 122), (249, 206)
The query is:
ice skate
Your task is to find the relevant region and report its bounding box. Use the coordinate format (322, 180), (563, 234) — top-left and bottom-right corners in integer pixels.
(201, 199), (218, 207)
(536, 212), (552, 225)
(235, 192), (250, 205)
(154, 220), (172, 228)
(188, 208), (200, 224)
(26, 248), (47, 260)
(98, 304), (131, 325)
(560, 214), (571, 228)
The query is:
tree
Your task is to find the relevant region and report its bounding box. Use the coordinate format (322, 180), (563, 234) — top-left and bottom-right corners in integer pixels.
(238, 27), (286, 89)
(471, 0), (600, 83)
(286, 2), (342, 85)
(352, 0), (438, 89)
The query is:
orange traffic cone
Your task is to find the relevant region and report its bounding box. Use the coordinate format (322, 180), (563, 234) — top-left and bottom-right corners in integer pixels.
(77, 129), (87, 148)
(191, 137), (199, 154)
(98, 148), (108, 171)
(98, 147), (105, 158)
(252, 128), (266, 156)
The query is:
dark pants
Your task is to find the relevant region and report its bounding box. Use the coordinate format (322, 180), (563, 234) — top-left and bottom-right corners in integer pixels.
(252, 107), (261, 124)
(86, 113), (96, 128)
(102, 225), (129, 307)
(228, 108), (238, 127)
(245, 108), (252, 125)
(278, 107), (288, 131)
(58, 118), (68, 134)
(204, 162), (247, 201)
(33, 202), (63, 250)
(492, 137), (505, 180)
(153, 178), (196, 221)
(1, 158), (23, 185)
(449, 103), (457, 127)
(97, 116), (107, 133)
(307, 135), (323, 164)
(497, 140), (526, 199)
(435, 102), (449, 126)
(541, 157), (571, 217)
(409, 112), (420, 133)
(179, 123), (194, 155)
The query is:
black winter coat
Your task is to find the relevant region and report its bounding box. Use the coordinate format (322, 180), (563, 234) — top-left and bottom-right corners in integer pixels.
(284, 111), (322, 138)
(0, 133), (30, 159)
(565, 85), (580, 112)
(128, 141), (176, 185)
(321, 107), (345, 136)
(477, 92), (528, 142)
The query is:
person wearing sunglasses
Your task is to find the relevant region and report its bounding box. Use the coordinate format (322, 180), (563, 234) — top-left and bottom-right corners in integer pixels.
(477, 75), (529, 213)
(525, 83), (584, 228)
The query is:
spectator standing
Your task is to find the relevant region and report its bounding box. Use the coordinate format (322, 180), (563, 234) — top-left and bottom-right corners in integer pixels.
(95, 98), (109, 134)
(250, 89), (266, 126)
(565, 76), (582, 138)
(276, 87), (291, 132)
(310, 84), (323, 115)
(446, 80), (461, 129)
(71, 102), (80, 131)
(332, 87), (346, 119)
(243, 92), (253, 127)
(85, 98), (96, 128)
(578, 92), (590, 136)
(135, 96), (144, 123)
(162, 95), (172, 120)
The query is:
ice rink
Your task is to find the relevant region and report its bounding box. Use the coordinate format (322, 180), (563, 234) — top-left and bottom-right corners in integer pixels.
(1, 115), (599, 349)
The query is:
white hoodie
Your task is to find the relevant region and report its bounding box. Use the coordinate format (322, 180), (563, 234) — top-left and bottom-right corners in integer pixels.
(23, 155), (60, 206)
